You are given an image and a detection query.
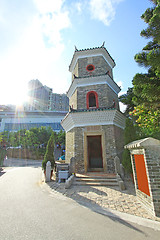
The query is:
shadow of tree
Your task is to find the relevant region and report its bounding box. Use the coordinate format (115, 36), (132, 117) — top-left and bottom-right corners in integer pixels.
(46, 180), (146, 235)
(0, 168), (6, 177)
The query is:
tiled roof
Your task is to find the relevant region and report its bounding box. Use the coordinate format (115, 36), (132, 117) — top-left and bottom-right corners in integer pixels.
(69, 106), (116, 113)
(61, 108), (126, 132)
(72, 71), (120, 90)
(69, 45), (115, 71)
(74, 46), (115, 63)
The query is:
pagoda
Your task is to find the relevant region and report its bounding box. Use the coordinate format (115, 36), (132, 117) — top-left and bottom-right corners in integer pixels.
(61, 44), (125, 173)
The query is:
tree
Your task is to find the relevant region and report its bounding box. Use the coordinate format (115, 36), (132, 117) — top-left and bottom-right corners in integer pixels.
(56, 130), (65, 145)
(0, 133), (6, 166)
(119, 88), (135, 115)
(42, 133), (55, 170)
(122, 118), (138, 173)
(0, 131), (9, 147)
(0, 133), (3, 143)
(38, 126), (53, 146)
(121, 0), (160, 138)
(131, 105), (160, 139)
(134, 0), (160, 77)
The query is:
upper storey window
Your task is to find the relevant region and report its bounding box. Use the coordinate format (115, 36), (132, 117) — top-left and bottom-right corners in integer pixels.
(86, 91), (99, 109)
(86, 64), (95, 72)
(89, 93), (96, 107)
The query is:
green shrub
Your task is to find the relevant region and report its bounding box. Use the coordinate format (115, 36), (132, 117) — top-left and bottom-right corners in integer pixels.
(122, 149), (132, 173)
(0, 149), (6, 166)
(122, 118), (137, 173)
(42, 133), (55, 170)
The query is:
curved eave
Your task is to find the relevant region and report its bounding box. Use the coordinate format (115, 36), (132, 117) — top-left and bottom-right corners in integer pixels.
(69, 47), (115, 73)
(67, 74), (121, 98)
(125, 137), (160, 149)
(61, 109), (125, 132)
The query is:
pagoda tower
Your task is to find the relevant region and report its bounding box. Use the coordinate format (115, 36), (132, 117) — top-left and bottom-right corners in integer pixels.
(61, 45), (125, 173)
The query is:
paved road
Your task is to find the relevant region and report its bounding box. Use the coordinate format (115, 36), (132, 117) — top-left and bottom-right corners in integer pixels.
(3, 157), (42, 167)
(0, 166), (160, 240)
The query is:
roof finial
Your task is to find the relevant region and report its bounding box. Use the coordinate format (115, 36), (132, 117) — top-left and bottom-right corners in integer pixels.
(101, 41), (105, 47)
(74, 45), (78, 51)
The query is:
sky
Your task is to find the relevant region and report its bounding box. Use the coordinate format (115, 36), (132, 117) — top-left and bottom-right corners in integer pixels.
(0, 0), (153, 110)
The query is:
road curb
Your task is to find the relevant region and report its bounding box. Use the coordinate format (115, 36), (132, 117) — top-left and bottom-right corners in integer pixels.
(88, 204), (160, 231)
(41, 177), (160, 231)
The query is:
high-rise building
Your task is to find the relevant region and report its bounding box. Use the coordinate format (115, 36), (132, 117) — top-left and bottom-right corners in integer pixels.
(26, 79), (69, 112)
(27, 79), (52, 111)
(50, 93), (69, 111)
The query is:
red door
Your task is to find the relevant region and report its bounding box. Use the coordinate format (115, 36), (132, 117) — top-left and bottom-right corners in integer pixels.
(134, 154), (150, 196)
(87, 136), (103, 169)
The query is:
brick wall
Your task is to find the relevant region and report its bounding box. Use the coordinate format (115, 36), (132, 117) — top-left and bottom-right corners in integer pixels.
(103, 125), (124, 173)
(73, 84), (119, 110)
(69, 89), (77, 109)
(65, 129), (75, 164)
(129, 145), (160, 218)
(145, 147), (160, 217)
(74, 56), (113, 78)
(65, 124), (124, 173)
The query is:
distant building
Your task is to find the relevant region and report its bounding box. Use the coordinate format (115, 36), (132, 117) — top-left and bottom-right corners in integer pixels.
(0, 110), (66, 132)
(50, 93), (69, 112)
(25, 79), (69, 112)
(0, 79), (69, 133)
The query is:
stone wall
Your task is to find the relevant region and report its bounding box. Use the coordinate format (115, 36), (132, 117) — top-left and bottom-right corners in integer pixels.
(145, 147), (160, 217)
(74, 84), (119, 110)
(6, 148), (44, 160)
(114, 125), (124, 160)
(75, 56), (113, 78)
(72, 62), (79, 81)
(102, 125), (124, 173)
(126, 139), (160, 218)
(69, 89), (77, 109)
(65, 127), (84, 173)
(65, 124), (124, 173)
(65, 129), (75, 164)
(74, 127), (85, 173)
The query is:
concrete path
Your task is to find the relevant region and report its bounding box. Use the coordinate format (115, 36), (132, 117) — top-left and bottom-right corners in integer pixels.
(1, 167), (160, 239)
(46, 176), (160, 228)
(3, 157), (42, 167)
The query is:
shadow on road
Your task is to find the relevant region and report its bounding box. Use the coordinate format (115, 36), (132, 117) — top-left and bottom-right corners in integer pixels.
(0, 168), (6, 177)
(47, 180), (145, 236)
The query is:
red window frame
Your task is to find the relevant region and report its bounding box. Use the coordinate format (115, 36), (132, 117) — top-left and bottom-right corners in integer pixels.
(86, 91), (99, 109)
(86, 64), (95, 72)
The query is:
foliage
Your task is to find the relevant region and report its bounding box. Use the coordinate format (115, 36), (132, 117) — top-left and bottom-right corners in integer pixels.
(122, 118), (138, 173)
(0, 127), (65, 160)
(120, 0), (160, 138)
(131, 105), (160, 138)
(134, 0), (160, 77)
(0, 149), (6, 166)
(0, 133), (3, 143)
(42, 133), (55, 170)
(132, 69), (160, 106)
(0, 131), (9, 146)
(119, 88), (135, 115)
(54, 130), (65, 145)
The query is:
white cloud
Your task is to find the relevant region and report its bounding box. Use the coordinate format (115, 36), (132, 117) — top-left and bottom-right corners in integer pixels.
(119, 102), (126, 113)
(34, 0), (70, 47)
(75, 2), (83, 14)
(118, 89), (126, 113)
(0, 0), (71, 105)
(117, 81), (123, 89)
(89, 0), (124, 26)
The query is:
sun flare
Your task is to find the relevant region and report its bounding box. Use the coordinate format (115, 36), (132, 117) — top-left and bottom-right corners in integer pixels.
(0, 87), (29, 107)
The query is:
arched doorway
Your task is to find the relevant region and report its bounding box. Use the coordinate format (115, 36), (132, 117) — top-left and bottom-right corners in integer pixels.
(87, 135), (103, 170)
